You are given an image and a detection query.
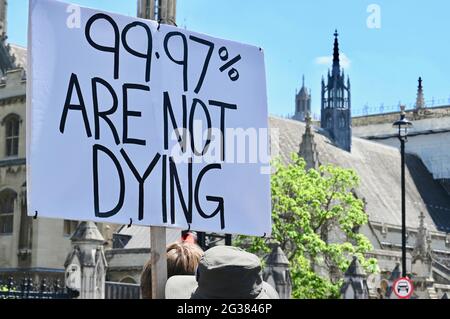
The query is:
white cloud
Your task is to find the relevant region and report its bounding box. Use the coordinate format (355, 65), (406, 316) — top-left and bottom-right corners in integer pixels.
(315, 53), (351, 69)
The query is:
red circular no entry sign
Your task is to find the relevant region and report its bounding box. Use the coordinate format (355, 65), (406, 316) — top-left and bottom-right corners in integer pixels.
(393, 277), (414, 299)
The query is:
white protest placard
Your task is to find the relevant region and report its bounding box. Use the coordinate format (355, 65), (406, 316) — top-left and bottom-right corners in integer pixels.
(27, 0), (271, 236)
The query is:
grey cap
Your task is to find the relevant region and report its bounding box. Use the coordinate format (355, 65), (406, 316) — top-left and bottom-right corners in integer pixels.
(165, 246), (279, 299)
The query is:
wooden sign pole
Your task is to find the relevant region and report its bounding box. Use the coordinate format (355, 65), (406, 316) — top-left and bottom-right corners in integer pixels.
(145, 0), (174, 300)
(150, 226), (167, 299)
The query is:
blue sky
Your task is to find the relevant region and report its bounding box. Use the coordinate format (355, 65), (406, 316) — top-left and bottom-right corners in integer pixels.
(9, 0), (450, 117)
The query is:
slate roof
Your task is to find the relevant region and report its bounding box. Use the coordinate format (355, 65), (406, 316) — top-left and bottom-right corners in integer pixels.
(71, 221), (105, 243)
(115, 225), (181, 249)
(268, 116), (450, 233)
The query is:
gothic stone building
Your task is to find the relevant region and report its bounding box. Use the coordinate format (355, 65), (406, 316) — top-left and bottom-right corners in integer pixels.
(282, 31), (450, 298)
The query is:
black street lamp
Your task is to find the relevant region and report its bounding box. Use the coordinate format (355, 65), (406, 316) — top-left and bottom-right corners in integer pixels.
(393, 107), (413, 277)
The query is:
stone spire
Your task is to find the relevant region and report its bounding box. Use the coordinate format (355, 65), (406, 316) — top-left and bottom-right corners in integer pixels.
(64, 222), (107, 299)
(263, 244), (292, 299)
(332, 29), (340, 76)
(408, 212), (439, 299)
(415, 77), (425, 110)
(413, 212), (431, 259)
(299, 112), (319, 170)
(298, 75), (308, 97)
(70, 221), (105, 243)
(305, 112), (312, 130)
(341, 256), (369, 299)
(294, 75), (311, 122)
(320, 30), (352, 152)
(411, 212), (433, 279)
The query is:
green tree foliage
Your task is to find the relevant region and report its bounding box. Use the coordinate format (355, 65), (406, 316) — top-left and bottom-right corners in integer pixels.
(237, 154), (378, 298)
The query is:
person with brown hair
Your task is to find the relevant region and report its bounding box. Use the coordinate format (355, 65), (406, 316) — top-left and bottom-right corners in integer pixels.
(140, 237), (204, 299)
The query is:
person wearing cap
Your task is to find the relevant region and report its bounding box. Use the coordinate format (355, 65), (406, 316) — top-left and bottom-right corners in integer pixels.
(140, 240), (204, 299)
(165, 245), (279, 299)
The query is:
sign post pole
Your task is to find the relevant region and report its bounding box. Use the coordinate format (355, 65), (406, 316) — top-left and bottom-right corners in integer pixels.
(150, 226), (167, 299)
(145, 0), (174, 300)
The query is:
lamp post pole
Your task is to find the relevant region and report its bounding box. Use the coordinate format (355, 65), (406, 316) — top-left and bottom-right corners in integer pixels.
(400, 135), (406, 277)
(393, 107), (412, 278)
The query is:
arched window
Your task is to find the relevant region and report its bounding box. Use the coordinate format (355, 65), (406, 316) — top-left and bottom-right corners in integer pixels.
(4, 115), (20, 157)
(0, 189), (17, 234)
